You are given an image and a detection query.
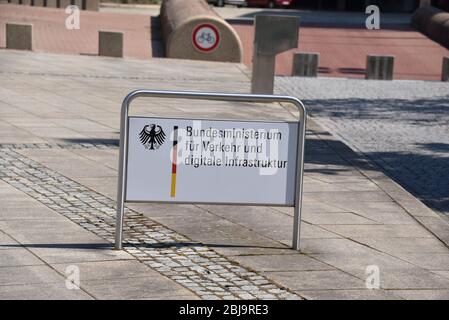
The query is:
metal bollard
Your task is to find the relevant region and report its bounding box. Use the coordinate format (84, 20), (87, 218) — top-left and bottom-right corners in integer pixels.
(6, 23), (32, 51)
(292, 53), (319, 77)
(366, 55), (394, 80)
(251, 15), (299, 94)
(99, 31), (124, 58)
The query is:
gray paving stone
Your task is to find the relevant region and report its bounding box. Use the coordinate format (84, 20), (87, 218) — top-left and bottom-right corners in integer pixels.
(82, 276), (196, 300)
(0, 283), (93, 300)
(299, 238), (374, 255)
(265, 270), (366, 291)
(378, 269), (449, 289)
(0, 147), (299, 299)
(299, 289), (402, 300)
(302, 212), (378, 225)
(231, 254), (333, 272)
(352, 237), (449, 254)
(0, 265), (66, 286)
(393, 253), (449, 271)
(390, 289), (449, 300)
(0, 248), (44, 267)
(321, 224), (433, 238)
(0, 207), (62, 221)
(0, 231), (19, 249)
(51, 260), (158, 281)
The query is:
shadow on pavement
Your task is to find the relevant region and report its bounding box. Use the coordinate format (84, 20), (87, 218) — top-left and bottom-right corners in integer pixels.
(304, 97), (449, 215)
(61, 138), (119, 146)
(0, 242), (288, 250)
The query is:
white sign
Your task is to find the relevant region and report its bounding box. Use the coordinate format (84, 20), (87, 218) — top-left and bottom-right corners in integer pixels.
(192, 23), (220, 52)
(126, 117), (299, 205)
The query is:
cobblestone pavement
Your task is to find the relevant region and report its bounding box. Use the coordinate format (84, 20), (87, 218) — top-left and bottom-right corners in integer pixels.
(276, 77), (449, 217)
(0, 145), (299, 300)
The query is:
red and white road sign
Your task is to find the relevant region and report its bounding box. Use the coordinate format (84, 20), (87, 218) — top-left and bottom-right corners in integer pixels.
(192, 23), (220, 53)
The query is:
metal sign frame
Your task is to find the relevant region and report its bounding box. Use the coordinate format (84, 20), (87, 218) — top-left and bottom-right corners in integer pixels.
(115, 89), (307, 251)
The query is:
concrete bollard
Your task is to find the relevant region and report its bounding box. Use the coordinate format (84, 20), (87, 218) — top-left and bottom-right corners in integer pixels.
(442, 57), (449, 82)
(46, 0), (58, 8)
(292, 53), (319, 77)
(33, 0), (44, 6)
(6, 23), (32, 51)
(160, 0), (242, 63)
(86, 0), (99, 11)
(60, 0), (71, 9)
(98, 31), (124, 58)
(366, 55), (394, 80)
(72, 0), (83, 9)
(251, 15), (299, 94)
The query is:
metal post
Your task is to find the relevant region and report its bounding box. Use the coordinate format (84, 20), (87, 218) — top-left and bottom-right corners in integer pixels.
(251, 15), (299, 94)
(292, 52), (320, 77)
(366, 55), (395, 80)
(114, 90), (306, 251)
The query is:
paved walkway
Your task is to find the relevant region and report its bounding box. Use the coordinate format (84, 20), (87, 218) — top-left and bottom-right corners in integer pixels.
(1, 50), (449, 299)
(276, 77), (449, 218)
(0, 4), (163, 58)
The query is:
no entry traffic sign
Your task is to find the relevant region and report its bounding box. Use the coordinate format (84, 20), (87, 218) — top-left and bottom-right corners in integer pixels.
(192, 23), (220, 52)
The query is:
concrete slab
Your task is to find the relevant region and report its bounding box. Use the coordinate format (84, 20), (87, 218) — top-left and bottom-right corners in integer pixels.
(82, 276), (195, 300)
(378, 269), (449, 290)
(390, 289), (449, 300)
(51, 260), (170, 281)
(0, 231), (20, 250)
(0, 265), (65, 286)
(393, 253), (449, 270)
(266, 270), (366, 291)
(321, 224), (434, 238)
(352, 237), (449, 254)
(0, 283), (93, 300)
(299, 289), (402, 300)
(0, 248), (44, 267)
(231, 254), (333, 272)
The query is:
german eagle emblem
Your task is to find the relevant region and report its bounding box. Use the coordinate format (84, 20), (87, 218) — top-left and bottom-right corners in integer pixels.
(139, 124), (166, 150)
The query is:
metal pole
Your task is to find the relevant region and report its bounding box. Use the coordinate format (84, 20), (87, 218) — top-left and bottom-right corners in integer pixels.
(114, 93), (132, 250)
(292, 103), (307, 251)
(114, 89), (306, 251)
